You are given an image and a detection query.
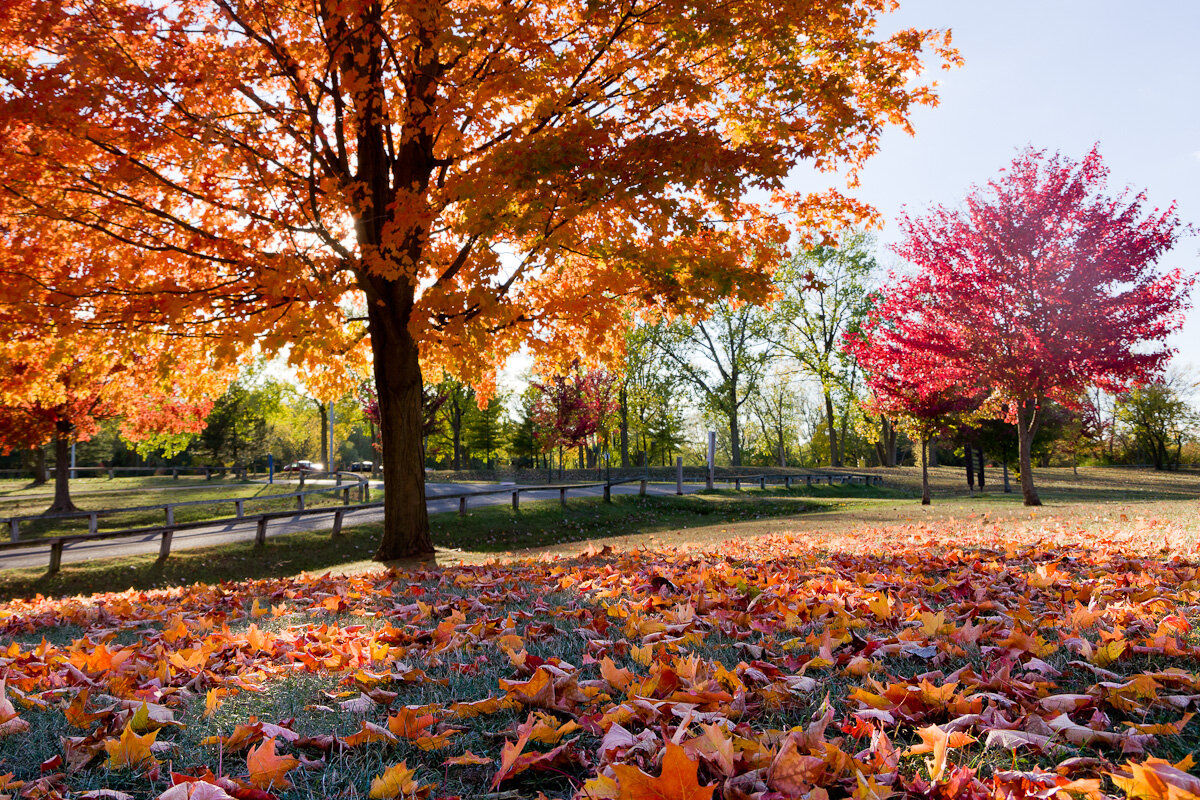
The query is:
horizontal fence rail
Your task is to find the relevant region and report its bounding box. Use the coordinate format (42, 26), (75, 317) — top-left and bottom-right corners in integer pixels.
(3, 472), (369, 542)
(0, 471), (885, 574)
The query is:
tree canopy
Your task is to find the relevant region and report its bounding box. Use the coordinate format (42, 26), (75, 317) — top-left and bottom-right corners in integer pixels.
(0, 0), (959, 555)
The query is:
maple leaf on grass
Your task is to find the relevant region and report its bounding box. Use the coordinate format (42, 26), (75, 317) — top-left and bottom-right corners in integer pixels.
(104, 721), (159, 770)
(243, 738), (299, 790)
(369, 761), (432, 800)
(611, 741), (716, 800)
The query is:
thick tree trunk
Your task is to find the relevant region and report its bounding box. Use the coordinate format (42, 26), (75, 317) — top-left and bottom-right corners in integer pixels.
(368, 299), (433, 561)
(966, 446), (975, 492)
(619, 387), (630, 468)
(920, 436), (931, 505)
(824, 389), (841, 467)
(48, 423), (79, 514)
(977, 448), (985, 490)
(1015, 398), (1042, 506)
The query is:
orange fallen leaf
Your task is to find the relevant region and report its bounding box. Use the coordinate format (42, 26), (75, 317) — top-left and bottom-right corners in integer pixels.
(612, 741), (716, 800)
(244, 738), (299, 790)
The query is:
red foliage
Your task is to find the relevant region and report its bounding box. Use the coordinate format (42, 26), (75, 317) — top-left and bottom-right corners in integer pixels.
(531, 363), (619, 452)
(850, 147), (1193, 504)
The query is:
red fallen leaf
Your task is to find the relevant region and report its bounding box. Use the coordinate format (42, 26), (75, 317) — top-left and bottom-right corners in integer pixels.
(490, 715), (534, 790)
(39, 755), (63, 774)
(612, 741), (716, 800)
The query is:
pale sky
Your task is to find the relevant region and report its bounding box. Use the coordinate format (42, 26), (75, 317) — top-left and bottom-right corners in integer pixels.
(788, 0), (1200, 371)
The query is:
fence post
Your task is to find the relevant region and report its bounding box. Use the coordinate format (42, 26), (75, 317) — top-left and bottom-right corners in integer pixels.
(204, 467), (211, 480)
(172, 468), (179, 480)
(10, 519), (19, 542)
(166, 506), (175, 526)
(603, 484), (611, 502)
(342, 487), (350, 505)
(827, 475), (833, 485)
(785, 476), (791, 489)
(158, 530), (173, 561)
(332, 508), (345, 537)
(512, 490), (520, 510)
(255, 516), (268, 546)
(297, 493), (305, 510)
(235, 500), (244, 518)
(734, 477), (741, 491)
(299, 472), (305, 489)
(760, 476), (766, 490)
(88, 512), (98, 534)
(49, 540), (64, 574)
(676, 457), (683, 496)
(559, 487), (566, 508)
(459, 496), (467, 516)
(706, 431), (715, 490)
(108, 468), (115, 480)
(639, 479), (647, 496)
(806, 475), (812, 486)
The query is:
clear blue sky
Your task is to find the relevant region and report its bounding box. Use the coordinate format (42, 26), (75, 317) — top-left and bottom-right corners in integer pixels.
(790, 0), (1200, 370)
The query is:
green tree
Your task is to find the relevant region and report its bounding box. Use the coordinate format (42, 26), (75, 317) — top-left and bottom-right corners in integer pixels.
(465, 392), (510, 469)
(200, 380), (283, 468)
(1116, 375), (1197, 470)
(770, 230), (877, 467)
(658, 302), (772, 466)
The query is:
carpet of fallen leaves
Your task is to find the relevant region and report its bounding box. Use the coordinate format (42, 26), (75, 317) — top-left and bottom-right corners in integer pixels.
(0, 512), (1198, 800)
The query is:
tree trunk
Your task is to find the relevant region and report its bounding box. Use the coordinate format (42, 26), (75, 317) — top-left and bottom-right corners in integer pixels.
(26, 447), (48, 486)
(823, 388), (841, 467)
(619, 387), (630, 468)
(1015, 398), (1042, 506)
(367, 296), (433, 561)
(729, 409), (741, 467)
(48, 422), (79, 514)
(965, 445), (975, 492)
(920, 436), (931, 505)
(977, 448), (985, 490)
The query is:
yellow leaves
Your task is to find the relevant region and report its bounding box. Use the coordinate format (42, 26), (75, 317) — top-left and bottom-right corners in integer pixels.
(104, 722), (158, 770)
(244, 738), (299, 790)
(865, 593), (893, 621)
(902, 725), (975, 781)
(0, 680), (30, 739)
(612, 742), (716, 800)
(1090, 638), (1128, 667)
(369, 762), (432, 799)
(1110, 756), (1200, 800)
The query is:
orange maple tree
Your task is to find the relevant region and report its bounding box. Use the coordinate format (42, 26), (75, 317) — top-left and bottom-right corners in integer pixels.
(0, 329), (227, 513)
(0, 0), (959, 557)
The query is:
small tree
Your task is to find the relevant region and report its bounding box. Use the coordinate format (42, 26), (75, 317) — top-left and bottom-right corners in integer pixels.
(532, 364), (619, 477)
(0, 332), (224, 512)
(885, 147), (1192, 505)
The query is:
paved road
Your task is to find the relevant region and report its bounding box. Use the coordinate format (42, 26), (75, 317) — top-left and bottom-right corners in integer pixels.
(0, 481), (705, 572)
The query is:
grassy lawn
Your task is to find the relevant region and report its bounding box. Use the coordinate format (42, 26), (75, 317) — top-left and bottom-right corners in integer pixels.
(0, 487), (872, 602)
(0, 472), (1196, 799)
(0, 476), (353, 539)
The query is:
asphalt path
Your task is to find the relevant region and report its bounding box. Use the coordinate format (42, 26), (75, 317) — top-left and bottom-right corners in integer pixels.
(0, 481), (706, 572)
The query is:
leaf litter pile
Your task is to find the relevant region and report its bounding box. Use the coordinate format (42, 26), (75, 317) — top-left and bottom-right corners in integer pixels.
(0, 513), (1198, 799)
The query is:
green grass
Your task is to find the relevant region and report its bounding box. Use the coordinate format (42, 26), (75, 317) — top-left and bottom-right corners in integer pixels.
(0, 488), (852, 602)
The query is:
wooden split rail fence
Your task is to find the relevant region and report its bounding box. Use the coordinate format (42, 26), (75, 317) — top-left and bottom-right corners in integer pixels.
(0, 471), (883, 575)
(3, 472), (370, 542)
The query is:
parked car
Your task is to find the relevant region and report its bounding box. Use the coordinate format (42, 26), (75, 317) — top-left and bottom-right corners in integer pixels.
(349, 460), (374, 472)
(281, 460), (323, 473)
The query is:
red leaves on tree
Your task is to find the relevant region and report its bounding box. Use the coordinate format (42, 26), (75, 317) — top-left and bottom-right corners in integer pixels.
(531, 362), (619, 452)
(847, 147), (1193, 505)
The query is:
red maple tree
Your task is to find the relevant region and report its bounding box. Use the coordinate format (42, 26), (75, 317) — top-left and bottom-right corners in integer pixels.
(532, 364), (619, 476)
(869, 147), (1192, 505)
